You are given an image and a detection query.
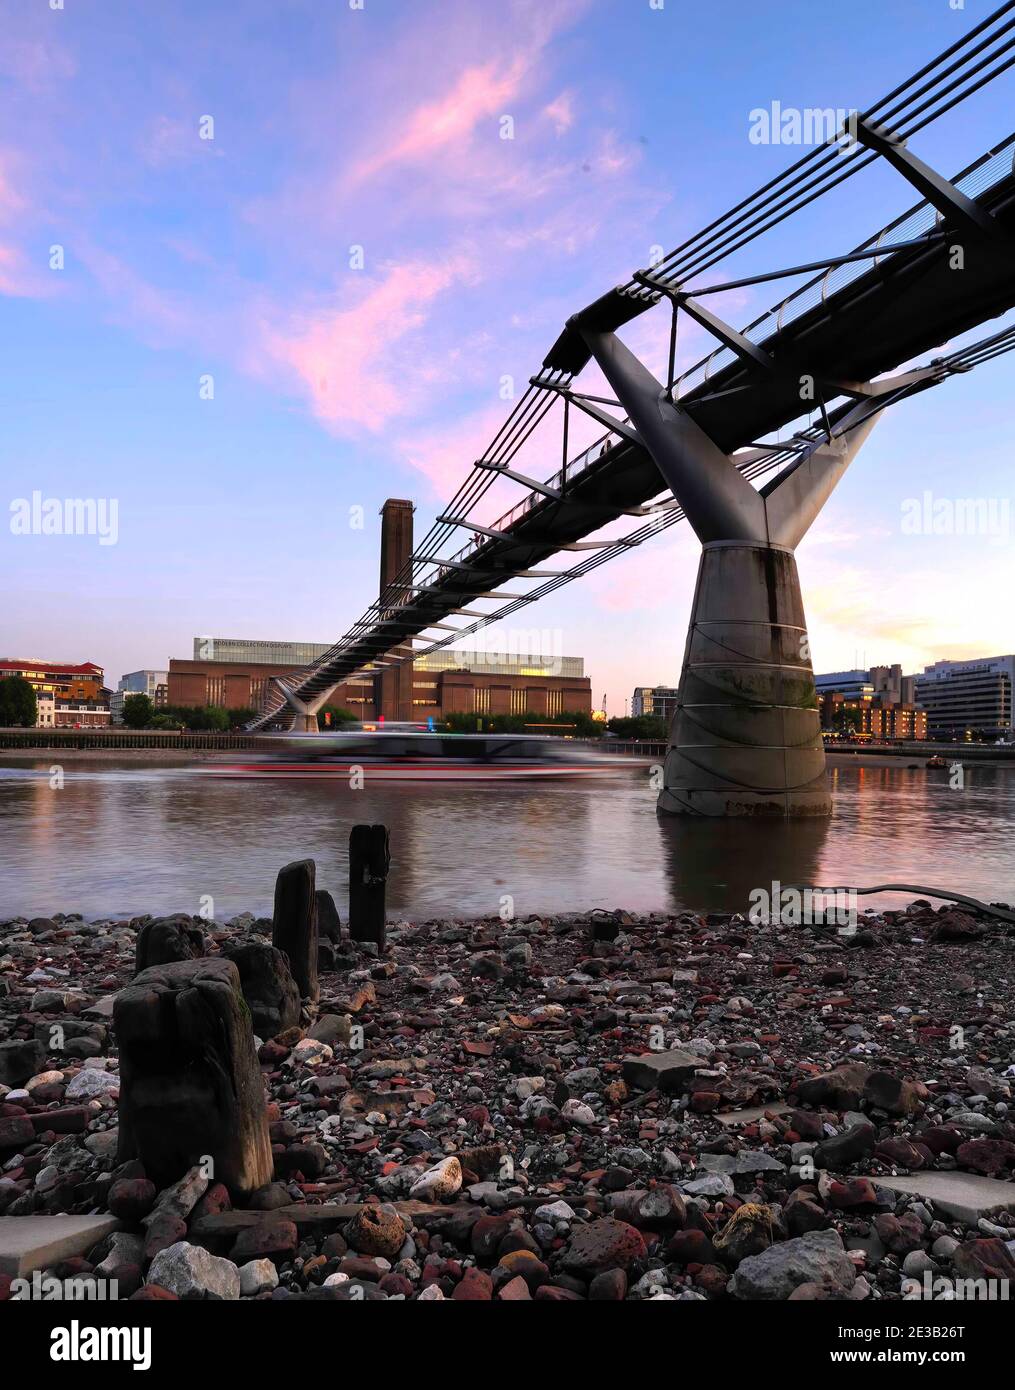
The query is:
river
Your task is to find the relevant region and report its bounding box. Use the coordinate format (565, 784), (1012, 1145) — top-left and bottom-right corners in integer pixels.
(0, 756), (1012, 920)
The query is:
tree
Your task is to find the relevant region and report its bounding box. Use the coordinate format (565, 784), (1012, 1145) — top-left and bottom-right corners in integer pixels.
(0, 675), (38, 728)
(607, 714), (668, 741)
(122, 693), (154, 728)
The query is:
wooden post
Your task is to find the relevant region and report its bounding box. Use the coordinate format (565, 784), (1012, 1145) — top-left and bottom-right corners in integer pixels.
(115, 958), (273, 1195)
(349, 824), (389, 949)
(272, 858), (319, 1005)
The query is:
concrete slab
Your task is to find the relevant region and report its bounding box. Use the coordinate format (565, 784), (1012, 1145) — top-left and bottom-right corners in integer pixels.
(716, 1104), (790, 1128)
(0, 1214), (120, 1276)
(866, 1172), (1015, 1226)
(82, 994), (117, 1019)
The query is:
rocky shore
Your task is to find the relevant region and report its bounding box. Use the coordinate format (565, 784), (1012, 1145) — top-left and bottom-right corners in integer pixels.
(2, 888), (1015, 1302)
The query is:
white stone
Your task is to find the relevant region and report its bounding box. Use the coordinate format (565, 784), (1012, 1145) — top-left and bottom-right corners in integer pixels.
(560, 1099), (596, 1127)
(147, 1241), (240, 1300)
(239, 1258), (278, 1296)
(291, 1038), (333, 1067)
(65, 1068), (120, 1100)
(417, 1282), (445, 1299)
(534, 1200), (575, 1223)
(410, 1155), (462, 1201)
(25, 1071), (65, 1092)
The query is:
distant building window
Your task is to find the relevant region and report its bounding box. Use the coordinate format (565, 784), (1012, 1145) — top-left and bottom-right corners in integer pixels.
(474, 688), (490, 714)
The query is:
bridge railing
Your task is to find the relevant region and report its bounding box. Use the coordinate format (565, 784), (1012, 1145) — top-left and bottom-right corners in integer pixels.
(681, 130), (1015, 393)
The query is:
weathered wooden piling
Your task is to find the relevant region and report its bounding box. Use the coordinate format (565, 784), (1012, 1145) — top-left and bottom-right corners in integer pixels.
(221, 939), (301, 1039)
(114, 957), (273, 1195)
(349, 824), (389, 949)
(272, 858), (319, 1005)
(134, 915), (204, 973)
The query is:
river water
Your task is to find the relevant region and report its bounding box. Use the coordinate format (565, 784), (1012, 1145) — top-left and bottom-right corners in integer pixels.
(0, 757), (1012, 921)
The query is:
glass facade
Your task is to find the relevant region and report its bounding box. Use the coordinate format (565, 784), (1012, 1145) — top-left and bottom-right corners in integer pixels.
(192, 636), (334, 665)
(414, 649), (584, 678)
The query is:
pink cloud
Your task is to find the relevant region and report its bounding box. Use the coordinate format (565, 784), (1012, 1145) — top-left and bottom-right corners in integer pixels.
(262, 254), (478, 435)
(350, 58), (529, 186)
(544, 92), (575, 134)
(396, 401), (510, 498)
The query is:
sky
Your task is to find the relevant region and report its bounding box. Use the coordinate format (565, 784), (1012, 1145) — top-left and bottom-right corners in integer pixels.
(1, 0), (1013, 712)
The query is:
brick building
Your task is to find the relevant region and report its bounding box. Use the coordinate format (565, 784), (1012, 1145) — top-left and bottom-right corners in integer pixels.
(167, 499), (592, 723)
(0, 657), (111, 727)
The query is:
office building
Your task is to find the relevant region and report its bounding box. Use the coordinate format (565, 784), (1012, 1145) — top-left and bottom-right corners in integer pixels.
(111, 670), (168, 723)
(816, 661), (926, 741)
(914, 655), (1014, 741)
(631, 685), (680, 722)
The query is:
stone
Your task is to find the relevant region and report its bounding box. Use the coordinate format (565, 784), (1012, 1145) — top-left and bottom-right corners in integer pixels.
(96, 1231), (145, 1277)
(230, 1219), (298, 1265)
(0, 1039), (45, 1089)
(345, 1206), (406, 1260)
(107, 1178), (157, 1223)
(147, 1241), (240, 1300)
(315, 889), (342, 943)
(716, 1104), (791, 1128)
(952, 1237), (1015, 1282)
(863, 1071), (927, 1117)
(874, 1137), (925, 1169)
(409, 1156), (462, 1202)
(929, 910), (984, 943)
(874, 1212), (923, 1256)
(135, 915), (204, 973)
(0, 1215), (120, 1276)
(220, 940), (300, 1039)
(730, 1229), (855, 1300)
(0, 1115), (35, 1153)
(814, 1122), (876, 1168)
(239, 1258), (278, 1296)
(272, 858), (319, 1005)
(620, 1049), (700, 1094)
(794, 1063), (869, 1111)
(956, 1138), (1015, 1176)
(308, 1014), (353, 1049)
(33, 1018), (107, 1057)
(65, 1068), (120, 1100)
(452, 1266), (493, 1300)
(114, 958), (273, 1195)
(560, 1218), (647, 1275)
(589, 1268), (628, 1299)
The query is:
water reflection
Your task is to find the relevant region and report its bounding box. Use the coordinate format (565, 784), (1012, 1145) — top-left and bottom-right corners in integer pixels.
(657, 815), (829, 914)
(0, 757), (1011, 920)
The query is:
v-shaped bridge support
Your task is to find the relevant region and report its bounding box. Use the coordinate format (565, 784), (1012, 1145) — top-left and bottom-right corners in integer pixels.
(271, 677), (340, 733)
(581, 328), (930, 816)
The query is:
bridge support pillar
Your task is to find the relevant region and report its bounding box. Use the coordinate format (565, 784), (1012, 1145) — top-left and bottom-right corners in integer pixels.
(271, 678), (338, 733)
(579, 327), (896, 817)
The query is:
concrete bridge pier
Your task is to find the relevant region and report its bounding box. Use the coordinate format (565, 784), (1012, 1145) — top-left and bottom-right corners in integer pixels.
(579, 328), (914, 817)
(271, 677), (338, 733)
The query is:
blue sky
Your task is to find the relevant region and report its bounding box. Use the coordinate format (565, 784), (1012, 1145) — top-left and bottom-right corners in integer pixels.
(1, 0), (1013, 709)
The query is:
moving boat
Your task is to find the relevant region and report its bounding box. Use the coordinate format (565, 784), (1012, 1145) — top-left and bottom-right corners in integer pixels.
(203, 730), (635, 781)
